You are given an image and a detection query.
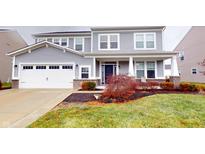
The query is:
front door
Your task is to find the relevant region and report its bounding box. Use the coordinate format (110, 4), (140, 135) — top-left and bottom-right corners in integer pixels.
(105, 65), (114, 84)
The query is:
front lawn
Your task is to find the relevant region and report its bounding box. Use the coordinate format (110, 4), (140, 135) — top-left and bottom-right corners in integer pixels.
(28, 94), (205, 128)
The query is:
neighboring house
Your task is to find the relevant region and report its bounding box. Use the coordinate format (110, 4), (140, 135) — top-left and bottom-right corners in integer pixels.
(175, 26), (205, 83)
(0, 29), (27, 82)
(7, 26), (179, 89)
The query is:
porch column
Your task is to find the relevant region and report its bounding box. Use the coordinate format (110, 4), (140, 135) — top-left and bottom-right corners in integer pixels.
(129, 56), (134, 76)
(171, 55), (179, 76)
(93, 57), (96, 78)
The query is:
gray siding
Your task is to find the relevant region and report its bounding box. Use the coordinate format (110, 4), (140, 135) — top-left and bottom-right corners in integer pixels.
(119, 61), (129, 75)
(157, 60), (164, 77)
(15, 47), (93, 79)
(92, 31), (163, 52)
(84, 38), (91, 52)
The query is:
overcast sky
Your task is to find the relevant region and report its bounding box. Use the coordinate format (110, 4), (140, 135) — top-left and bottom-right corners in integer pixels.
(0, 26), (191, 51)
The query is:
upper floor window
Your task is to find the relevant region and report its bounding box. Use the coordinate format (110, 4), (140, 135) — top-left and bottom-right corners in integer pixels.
(37, 38), (46, 42)
(74, 37), (84, 51)
(99, 34), (120, 50)
(61, 38), (69, 47)
(134, 33), (156, 50)
(178, 51), (185, 61)
(53, 38), (60, 45)
(47, 38), (53, 43)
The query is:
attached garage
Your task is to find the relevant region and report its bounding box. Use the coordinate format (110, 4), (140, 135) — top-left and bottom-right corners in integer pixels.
(8, 41), (93, 89)
(19, 63), (75, 88)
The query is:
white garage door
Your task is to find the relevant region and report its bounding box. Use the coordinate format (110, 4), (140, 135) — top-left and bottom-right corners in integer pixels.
(19, 64), (75, 88)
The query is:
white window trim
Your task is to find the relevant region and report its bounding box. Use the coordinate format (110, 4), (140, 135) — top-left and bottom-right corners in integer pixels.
(74, 37), (85, 52)
(135, 61), (159, 79)
(53, 37), (61, 45)
(46, 37), (53, 43)
(98, 33), (120, 50)
(79, 65), (91, 79)
(134, 32), (156, 50)
(135, 61), (145, 79)
(60, 37), (69, 47)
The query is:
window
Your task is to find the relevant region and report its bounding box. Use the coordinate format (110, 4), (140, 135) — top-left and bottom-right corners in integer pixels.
(49, 66), (60, 69)
(192, 68), (197, 74)
(61, 38), (68, 47)
(38, 38), (46, 42)
(147, 61), (155, 78)
(74, 37), (84, 51)
(36, 66), (46, 69)
(99, 34), (120, 50)
(178, 51), (185, 61)
(134, 33), (156, 49)
(136, 62), (145, 78)
(62, 65), (73, 70)
(100, 35), (108, 49)
(53, 38), (60, 45)
(135, 34), (144, 48)
(80, 66), (90, 79)
(47, 38), (53, 43)
(23, 66), (33, 70)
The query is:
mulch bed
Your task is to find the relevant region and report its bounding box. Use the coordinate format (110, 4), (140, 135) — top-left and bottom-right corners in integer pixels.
(62, 89), (201, 104)
(63, 93), (97, 103)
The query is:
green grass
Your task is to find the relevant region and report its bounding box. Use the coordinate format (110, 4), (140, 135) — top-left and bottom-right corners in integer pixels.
(1, 82), (12, 88)
(28, 94), (205, 128)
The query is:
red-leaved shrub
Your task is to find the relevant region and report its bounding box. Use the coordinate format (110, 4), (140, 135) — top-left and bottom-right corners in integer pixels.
(102, 75), (137, 102)
(160, 82), (174, 90)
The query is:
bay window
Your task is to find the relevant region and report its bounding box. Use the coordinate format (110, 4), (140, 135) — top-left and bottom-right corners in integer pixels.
(99, 34), (120, 50)
(134, 33), (156, 49)
(74, 37), (84, 51)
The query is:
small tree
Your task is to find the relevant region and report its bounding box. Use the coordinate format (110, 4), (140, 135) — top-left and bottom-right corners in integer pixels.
(102, 75), (137, 102)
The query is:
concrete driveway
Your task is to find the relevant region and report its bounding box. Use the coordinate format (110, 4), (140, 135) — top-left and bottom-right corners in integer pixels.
(0, 89), (73, 128)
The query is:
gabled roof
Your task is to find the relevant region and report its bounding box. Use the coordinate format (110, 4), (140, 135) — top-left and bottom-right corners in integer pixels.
(7, 41), (83, 56)
(33, 30), (91, 37)
(91, 26), (165, 31)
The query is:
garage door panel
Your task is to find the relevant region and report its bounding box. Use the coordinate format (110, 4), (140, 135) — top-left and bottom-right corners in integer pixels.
(19, 64), (74, 88)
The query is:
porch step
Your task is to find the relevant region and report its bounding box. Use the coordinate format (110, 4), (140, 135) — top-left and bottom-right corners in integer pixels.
(96, 85), (106, 90)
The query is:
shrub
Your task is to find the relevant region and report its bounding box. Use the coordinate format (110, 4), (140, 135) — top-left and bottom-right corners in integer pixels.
(81, 81), (96, 91)
(0, 80), (2, 89)
(102, 75), (137, 102)
(188, 84), (198, 92)
(180, 82), (203, 92)
(160, 82), (174, 90)
(148, 81), (160, 89)
(138, 81), (159, 90)
(180, 82), (190, 91)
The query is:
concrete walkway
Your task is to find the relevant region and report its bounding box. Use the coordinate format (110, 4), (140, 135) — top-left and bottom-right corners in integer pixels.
(0, 89), (73, 128)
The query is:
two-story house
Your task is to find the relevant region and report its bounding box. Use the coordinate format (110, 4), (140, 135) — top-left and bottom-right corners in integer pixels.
(7, 26), (179, 89)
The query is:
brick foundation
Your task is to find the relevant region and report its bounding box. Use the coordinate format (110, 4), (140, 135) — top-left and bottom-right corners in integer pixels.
(12, 80), (19, 89)
(73, 79), (100, 90)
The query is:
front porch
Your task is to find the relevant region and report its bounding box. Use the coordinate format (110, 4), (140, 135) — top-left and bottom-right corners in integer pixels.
(93, 56), (179, 85)
(73, 52), (180, 89)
